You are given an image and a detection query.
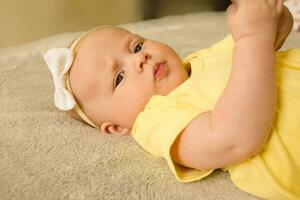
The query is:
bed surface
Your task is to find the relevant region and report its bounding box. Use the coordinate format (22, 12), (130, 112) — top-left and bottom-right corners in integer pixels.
(1, 11), (299, 200)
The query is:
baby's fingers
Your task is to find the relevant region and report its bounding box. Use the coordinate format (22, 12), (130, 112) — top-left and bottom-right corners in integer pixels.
(267, 0), (278, 6)
(276, 0), (283, 14)
(267, 0), (283, 14)
(226, 3), (237, 16)
(230, 0), (249, 5)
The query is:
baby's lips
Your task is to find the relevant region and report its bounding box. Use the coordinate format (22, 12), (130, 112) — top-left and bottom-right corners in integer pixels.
(153, 62), (168, 80)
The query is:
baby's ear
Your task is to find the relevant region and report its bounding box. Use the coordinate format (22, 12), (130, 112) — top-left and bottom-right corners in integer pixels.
(100, 122), (129, 135)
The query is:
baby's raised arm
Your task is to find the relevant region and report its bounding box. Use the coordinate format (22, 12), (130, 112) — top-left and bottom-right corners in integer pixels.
(171, 0), (282, 170)
(275, 5), (293, 50)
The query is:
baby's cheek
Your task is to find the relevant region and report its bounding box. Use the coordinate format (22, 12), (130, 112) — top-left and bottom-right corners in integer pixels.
(122, 96), (150, 128)
(122, 80), (156, 106)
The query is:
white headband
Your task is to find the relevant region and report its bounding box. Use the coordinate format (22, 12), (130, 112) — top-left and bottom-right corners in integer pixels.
(43, 26), (110, 128)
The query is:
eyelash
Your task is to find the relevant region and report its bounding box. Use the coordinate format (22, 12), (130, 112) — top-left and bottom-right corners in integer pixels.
(114, 41), (144, 88)
(134, 41), (143, 53)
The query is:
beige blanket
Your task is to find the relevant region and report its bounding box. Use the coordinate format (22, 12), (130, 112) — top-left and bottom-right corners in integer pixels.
(1, 11), (299, 200)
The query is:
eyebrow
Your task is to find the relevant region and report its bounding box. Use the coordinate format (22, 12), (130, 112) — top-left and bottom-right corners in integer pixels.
(109, 33), (134, 91)
(107, 58), (118, 91)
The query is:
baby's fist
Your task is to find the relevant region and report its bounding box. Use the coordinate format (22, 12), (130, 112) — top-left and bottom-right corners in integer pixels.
(227, 0), (283, 44)
(275, 5), (293, 50)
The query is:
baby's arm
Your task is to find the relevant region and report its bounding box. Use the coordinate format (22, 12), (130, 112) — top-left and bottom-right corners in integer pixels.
(275, 5), (293, 50)
(171, 0), (281, 170)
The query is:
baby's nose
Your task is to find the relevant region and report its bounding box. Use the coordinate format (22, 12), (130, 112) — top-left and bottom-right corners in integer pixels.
(136, 52), (151, 72)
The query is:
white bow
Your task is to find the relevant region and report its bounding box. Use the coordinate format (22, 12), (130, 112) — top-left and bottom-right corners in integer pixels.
(44, 48), (76, 111)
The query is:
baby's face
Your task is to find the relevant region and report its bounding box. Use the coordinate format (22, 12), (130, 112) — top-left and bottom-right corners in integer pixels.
(69, 27), (188, 134)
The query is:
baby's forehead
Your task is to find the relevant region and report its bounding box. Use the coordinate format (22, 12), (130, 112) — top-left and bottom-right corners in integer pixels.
(74, 27), (134, 68)
(70, 27), (132, 96)
(77, 27), (132, 50)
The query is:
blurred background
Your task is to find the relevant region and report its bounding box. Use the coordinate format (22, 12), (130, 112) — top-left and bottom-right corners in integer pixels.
(0, 0), (230, 47)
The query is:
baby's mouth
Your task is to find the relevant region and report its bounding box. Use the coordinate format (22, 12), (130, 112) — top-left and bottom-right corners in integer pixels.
(153, 62), (168, 80)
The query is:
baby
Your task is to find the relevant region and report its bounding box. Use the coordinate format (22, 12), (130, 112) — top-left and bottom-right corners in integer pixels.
(44, 0), (300, 199)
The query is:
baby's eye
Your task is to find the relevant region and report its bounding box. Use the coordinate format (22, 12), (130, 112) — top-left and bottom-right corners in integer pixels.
(115, 71), (124, 88)
(134, 42), (143, 53)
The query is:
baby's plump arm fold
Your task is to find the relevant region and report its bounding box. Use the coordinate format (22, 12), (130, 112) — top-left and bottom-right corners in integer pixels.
(171, 0), (281, 170)
(213, 37), (276, 156)
(171, 38), (276, 170)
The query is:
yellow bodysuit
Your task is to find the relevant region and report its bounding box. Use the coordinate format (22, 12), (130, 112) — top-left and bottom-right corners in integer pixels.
(132, 35), (300, 200)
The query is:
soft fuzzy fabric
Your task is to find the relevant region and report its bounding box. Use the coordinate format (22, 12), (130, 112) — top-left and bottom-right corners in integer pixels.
(1, 11), (299, 200)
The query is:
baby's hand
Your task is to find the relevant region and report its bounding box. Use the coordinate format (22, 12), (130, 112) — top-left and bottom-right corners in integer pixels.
(227, 0), (283, 46)
(275, 5), (293, 50)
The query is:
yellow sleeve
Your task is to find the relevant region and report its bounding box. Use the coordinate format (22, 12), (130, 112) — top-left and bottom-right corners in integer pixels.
(183, 34), (234, 66)
(132, 95), (213, 182)
(209, 34), (234, 50)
